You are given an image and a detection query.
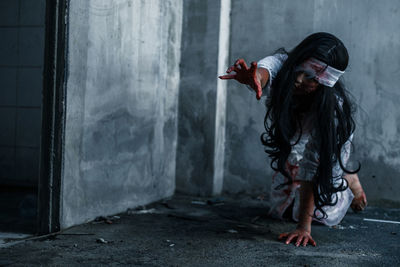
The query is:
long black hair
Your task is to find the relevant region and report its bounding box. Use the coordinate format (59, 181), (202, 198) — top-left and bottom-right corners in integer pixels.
(261, 32), (360, 218)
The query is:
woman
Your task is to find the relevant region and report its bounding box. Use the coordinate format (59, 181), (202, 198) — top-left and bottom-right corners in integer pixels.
(219, 32), (367, 247)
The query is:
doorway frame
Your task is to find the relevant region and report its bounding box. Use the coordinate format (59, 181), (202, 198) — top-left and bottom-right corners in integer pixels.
(37, 0), (69, 235)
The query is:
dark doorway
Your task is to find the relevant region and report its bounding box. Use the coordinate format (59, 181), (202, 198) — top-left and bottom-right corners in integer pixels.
(0, 0), (46, 234)
(0, 0), (67, 236)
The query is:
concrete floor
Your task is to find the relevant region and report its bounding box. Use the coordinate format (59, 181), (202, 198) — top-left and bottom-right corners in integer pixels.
(0, 194), (399, 266)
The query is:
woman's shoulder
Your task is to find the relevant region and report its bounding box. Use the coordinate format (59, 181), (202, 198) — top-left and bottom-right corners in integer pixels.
(273, 51), (289, 61)
(258, 52), (288, 68)
(257, 52), (288, 89)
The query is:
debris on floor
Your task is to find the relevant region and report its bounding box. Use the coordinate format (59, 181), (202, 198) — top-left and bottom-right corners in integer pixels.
(207, 197), (225, 206)
(331, 224), (358, 230)
(331, 225), (345, 230)
(251, 216), (260, 223)
(93, 215), (120, 225)
(160, 200), (175, 209)
(165, 239), (175, 247)
(191, 197), (226, 206)
(127, 208), (157, 215)
(96, 238), (108, 244)
(256, 194), (266, 201)
(191, 200), (207, 205)
(363, 218), (400, 224)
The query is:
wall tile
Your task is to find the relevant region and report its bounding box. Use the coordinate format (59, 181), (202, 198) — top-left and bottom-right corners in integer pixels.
(16, 108), (41, 147)
(0, 107), (16, 146)
(0, 68), (17, 105)
(0, 0), (19, 26)
(0, 147), (16, 180)
(18, 27), (45, 66)
(17, 68), (42, 107)
(0, 29), (18, 66)
(15, 147), (39, 184)
(20, 0), (46, 25)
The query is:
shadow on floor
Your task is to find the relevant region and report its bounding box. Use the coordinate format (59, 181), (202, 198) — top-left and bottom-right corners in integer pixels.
(0, 185), (37, 234)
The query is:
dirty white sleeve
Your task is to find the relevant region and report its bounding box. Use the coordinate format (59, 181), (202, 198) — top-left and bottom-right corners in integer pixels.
(297, 135), (320, 181)
(339, 134), (353, 168)
(297, 132), (354, 182)
(257, 53), (288, 96)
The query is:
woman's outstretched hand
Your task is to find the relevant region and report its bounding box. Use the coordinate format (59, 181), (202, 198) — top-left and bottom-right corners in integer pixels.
(219, 59), (262, 100)
(278, 228), (317, 247)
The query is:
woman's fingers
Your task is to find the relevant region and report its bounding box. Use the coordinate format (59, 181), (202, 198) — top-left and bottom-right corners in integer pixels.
(278, 233), (289, 240)
(225, 61), (241, 74)
(278, 232), (299, 245)
(226, 64), (242, 75)
(295, 235), (304, 247)
(254, 79), (262, 100)
(226, 65), (236, 73)
(222, 59), (260, 93)
(226, 59), (253, 73)
(362, 192), (368, 207)
(249, 61), (262, 100)
(302, 237), (309, 247)
(285, 233), (297, 244)
(219, 74), (236, 80)
(278, 232), (316, 247)
(250, 61), (257, 74)
(235, 58), (249, 70)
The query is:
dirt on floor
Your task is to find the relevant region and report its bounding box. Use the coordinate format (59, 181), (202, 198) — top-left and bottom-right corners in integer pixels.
(0, 194), (399, 266)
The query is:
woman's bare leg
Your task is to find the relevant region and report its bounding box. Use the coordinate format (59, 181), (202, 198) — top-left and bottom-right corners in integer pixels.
(344, 173), (368, 211)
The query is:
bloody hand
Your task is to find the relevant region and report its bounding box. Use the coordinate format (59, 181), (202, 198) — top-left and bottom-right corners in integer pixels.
(219, 58), (262, 100)
(278, 228), (317, 247)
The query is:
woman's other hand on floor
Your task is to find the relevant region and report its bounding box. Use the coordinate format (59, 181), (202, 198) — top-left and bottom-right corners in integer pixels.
(278, 228), (317, 247)
(219, 58), (262, 100)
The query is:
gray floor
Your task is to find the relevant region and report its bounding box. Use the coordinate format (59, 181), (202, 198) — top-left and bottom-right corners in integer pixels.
(0, 194), (399, 266)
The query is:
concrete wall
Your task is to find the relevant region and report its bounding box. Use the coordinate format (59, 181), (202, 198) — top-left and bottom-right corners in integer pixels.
(62, 0), (183, 228)
(223, 0), (400, 203)
(313, 0), (400, 204)
(224, 0), (316, 194)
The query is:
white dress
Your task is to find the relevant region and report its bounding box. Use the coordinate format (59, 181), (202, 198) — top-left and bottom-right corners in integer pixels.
(258, 53), (354, 226)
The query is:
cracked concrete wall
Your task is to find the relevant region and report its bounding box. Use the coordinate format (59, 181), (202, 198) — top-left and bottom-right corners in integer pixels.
(224, 0), (400, 203)
(62, 0), (183, 228)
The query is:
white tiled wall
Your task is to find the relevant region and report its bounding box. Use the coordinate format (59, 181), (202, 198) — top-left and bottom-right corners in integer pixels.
(0, 0), (46, 186)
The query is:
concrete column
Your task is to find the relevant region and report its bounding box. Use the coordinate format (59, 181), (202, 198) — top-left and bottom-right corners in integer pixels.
(176, 0), (230, 196)
(62, 0), (183, 228)
(213, 0), (231, 195)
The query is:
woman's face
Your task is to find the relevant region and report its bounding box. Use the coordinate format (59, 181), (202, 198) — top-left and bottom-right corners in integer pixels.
(293, 71), (320, 95)
(293, 71), (319, 95)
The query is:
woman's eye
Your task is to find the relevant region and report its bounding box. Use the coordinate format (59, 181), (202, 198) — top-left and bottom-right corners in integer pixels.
(304, 73), (315, 79)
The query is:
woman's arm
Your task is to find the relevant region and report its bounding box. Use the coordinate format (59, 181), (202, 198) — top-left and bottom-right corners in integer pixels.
(256, 67), (270, 89)
(219, 59), (269, 100)
(278, 181), (317, 247)
(297, 181), (315, 233)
